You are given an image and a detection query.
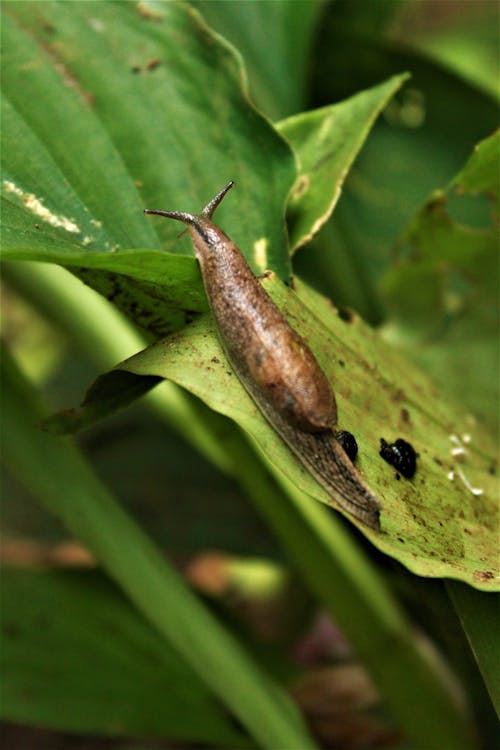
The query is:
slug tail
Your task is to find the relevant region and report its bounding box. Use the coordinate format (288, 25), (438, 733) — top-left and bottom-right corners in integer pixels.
(268, 407), (382, 530)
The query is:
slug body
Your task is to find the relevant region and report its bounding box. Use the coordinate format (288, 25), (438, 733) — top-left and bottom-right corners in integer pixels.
(145, 182), (381, 530)
(189, 215), (337, 434)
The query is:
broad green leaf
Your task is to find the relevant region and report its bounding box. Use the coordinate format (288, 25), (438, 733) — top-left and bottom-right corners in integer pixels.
(48, 275), (499, 591)
(1, 346), (317, 750)
(1, 1), (296, 297)
(277, 74), (410, 251)
(1, 567), (245, 744)
(382, 133), (499, 430)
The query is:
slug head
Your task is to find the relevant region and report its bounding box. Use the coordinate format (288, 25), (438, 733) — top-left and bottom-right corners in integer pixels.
(144, 181), (234, 251)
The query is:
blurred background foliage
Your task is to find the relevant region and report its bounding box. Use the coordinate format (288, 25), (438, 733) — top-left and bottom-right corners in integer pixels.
(1, 1), (498, 749)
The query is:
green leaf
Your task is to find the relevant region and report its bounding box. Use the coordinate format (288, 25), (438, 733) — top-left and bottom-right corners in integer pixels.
(382, 133), (499, 430)
(451, 130), (500, 198)
(1, 1), (296, 297)
(1, 567), (245, 744)
(277, 73), (410, 251)
(447, 582), (500, 719)
(49, 275), (499, 591)
(1, 346), (317, 750)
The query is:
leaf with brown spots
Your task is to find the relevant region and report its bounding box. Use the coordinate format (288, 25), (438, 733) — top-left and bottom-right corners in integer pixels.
(46, 274), (499, 591)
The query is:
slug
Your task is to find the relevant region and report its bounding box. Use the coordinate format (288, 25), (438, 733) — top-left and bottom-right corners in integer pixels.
(145, 182), (381, 530)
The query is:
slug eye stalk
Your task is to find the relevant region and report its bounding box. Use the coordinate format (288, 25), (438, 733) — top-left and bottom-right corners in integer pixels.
(144, 180), (234, 224)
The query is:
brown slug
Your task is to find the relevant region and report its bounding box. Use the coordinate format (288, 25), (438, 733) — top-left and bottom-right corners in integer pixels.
(144, 182), (381, 530)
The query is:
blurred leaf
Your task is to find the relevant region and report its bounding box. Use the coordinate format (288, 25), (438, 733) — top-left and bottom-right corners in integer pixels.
(2, 261), (278, 558)
(302, 3), (498, 322)
(382, 133), (499, 430)
(47, 275), (499, 591)
(277, 74), (409, 251)
(1, 567), (245, 744)
(399, 1), (499, 99)
(324, 0), (405, 35)
(1, 346), (317, 750)
(451, 130), (500, 198)
(447, 582), (500, 719)
(193, 0), (326, 120)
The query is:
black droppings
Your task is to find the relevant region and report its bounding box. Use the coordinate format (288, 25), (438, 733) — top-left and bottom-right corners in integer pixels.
(336, 430), (358, 463)
(379, 438), (417, 479)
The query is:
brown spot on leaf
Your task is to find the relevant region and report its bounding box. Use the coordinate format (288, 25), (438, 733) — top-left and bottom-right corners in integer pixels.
(400, 407), (411, 424)
(337, 307), (353, 323)
(474, 570), (494, 582)
(291, 174), (309, 200)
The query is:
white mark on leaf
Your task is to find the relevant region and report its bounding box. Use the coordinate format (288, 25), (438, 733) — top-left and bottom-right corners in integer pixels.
(447, 434), (484, 496)
(3, 181), (80, 234)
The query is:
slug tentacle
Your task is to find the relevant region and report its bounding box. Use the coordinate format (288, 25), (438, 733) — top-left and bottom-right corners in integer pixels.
(144, 183), (382, 531)
(201, 180), (234, 217)
(143, 209), (196, 223)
